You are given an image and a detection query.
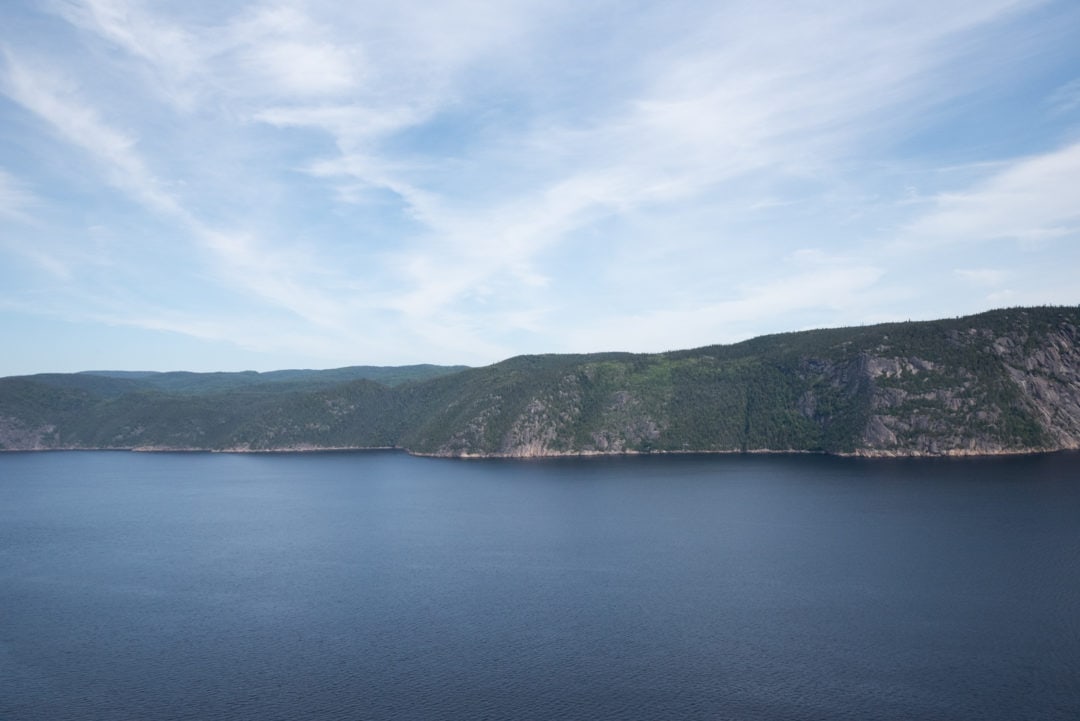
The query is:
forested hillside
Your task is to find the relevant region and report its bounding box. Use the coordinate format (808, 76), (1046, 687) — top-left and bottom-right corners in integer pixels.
(2, 308), (1078, 457)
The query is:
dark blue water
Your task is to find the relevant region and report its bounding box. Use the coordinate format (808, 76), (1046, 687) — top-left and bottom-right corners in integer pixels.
(1, 451), (1078, 720)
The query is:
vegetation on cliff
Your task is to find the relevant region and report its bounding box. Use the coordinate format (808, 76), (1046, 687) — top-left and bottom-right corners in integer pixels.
(2, 307), (1078, 457)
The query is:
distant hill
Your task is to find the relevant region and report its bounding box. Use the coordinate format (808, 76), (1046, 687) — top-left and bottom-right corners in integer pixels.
(2, 307), (1078, 457)
(73, 365), (471, 395)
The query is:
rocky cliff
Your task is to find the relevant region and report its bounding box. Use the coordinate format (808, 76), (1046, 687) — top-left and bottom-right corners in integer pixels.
(2, 307), (1078, 457)
(399, 307), (1080, 457)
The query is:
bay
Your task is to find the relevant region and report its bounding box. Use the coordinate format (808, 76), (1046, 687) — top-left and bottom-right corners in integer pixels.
(1, 450), (1079, 720)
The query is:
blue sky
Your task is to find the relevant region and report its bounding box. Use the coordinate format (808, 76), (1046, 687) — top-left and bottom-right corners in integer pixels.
(1, 0), (1079, 375)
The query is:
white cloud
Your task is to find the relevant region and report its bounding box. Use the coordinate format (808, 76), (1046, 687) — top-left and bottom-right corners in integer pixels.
(0, 49), (184, 216)
(52, 0), (366, 107)
(228, 5), (362, 99)
(2, 0), (1077, 372)
(256, 104), (425, 150)
(245, 40), (359, 97)
(954, 268), (1008, 286)
(902, 141), (1080, 245)
(242, 0), (1072, 358)
(0, 168), (36, 221)
(558, 262), (886, 354)
(49, 0), (203, 108)
(0, 238), (74, 280)
(1047, 77), (1080, 115)
(51, 0), (199, 71)
(0, 48), (360, 329)
(315, 0), (1054, 331)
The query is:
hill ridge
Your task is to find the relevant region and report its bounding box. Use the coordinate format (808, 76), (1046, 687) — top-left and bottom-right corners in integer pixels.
(2, 307), (1078, 457)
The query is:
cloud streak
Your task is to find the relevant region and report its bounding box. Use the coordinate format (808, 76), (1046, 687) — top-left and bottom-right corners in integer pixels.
(0, 48), (182, 215)
(0, 45), (360, 331)
(0, 0), (1078, 374)
(0, 167), (36, 221)
(902, 141), (1080, 245)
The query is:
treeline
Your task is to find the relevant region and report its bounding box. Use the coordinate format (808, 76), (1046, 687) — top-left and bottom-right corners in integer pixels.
(1, 307), (1077, 456)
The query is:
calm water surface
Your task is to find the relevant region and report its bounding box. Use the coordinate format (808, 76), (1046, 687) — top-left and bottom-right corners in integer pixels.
(1, 451), (1079, 720)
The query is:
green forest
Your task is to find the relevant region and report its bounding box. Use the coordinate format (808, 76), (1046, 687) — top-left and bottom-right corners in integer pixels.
(2, 307), (1078, 457)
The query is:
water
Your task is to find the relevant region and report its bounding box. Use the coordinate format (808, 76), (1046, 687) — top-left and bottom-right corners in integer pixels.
(1, 450), (1078, 720)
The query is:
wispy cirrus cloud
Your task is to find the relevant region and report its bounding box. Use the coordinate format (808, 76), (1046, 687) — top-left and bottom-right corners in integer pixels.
(326, 0), (1056, 342)
(0, 167), (36, 221)
(1047, 77), (1080, 115)
(0, 46), (353, 329)
(0, 47), (182, 215)
(901, 140), (1080, 245)
(226, 5), (363, 99)
(954, 268), (1009, 286)
(0, 168), (75, 279)
(558, 259), (888, 354)
(1, 0), (1078, 374)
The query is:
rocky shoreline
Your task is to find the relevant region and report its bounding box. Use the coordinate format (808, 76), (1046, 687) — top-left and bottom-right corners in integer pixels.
(3, 444), (1072, 460)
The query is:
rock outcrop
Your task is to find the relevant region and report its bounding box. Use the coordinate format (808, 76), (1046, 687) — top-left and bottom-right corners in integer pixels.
(3, 307), (1078, 457)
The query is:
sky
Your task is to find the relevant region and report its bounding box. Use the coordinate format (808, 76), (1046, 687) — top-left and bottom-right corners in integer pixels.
(1, 0), (1079, 376)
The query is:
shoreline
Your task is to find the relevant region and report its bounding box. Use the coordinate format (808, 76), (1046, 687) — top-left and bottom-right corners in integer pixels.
(1, 444), (1072, 460)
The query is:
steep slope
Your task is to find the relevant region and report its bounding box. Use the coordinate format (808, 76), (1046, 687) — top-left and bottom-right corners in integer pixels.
(395, 306), (1080, 457)
(1, 307), (1078, 456)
